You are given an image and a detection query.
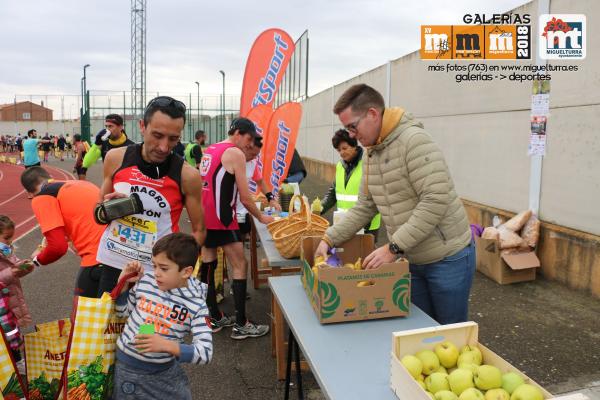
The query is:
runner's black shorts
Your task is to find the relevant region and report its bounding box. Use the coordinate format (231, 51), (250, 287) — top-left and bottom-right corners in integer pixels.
(75, 165), (87, 175)
(25, 162), (41, 169)
(75, 264), (103, 298)
(204, 229), (242, 248)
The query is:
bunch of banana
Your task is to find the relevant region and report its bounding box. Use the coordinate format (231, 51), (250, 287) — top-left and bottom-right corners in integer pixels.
(312, 255), (329, 279)
(342, 257), (363, 271)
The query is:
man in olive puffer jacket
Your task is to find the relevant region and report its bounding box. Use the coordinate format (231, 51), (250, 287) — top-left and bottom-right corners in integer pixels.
(315, 84), (475, 324)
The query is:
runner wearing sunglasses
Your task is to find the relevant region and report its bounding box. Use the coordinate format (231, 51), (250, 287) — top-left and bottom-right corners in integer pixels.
(95, 96), (206, 294)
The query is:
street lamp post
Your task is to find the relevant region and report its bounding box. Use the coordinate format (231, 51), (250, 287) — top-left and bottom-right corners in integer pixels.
(195, 81), (200, 136)
(82, 64), (90, 141)
(219, 70), (225, 139)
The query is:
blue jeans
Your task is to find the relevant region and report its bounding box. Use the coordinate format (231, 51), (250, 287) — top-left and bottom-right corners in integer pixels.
(285, 171), (305, 183)
(409, 240), (476, 324)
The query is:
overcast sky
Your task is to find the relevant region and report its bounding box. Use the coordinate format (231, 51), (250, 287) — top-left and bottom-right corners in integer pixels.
(0, 0), (528, 109)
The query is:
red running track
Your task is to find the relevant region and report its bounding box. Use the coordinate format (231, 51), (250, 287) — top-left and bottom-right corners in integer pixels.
(0, 163), (75, 241)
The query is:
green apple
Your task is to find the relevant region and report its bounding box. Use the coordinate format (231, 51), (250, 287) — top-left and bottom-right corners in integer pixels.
(448, 368), (474, 396)
(510, 384), (543, 400)
(426, 391), (436, 400)
(458, 363), (478, 374)
(459, 388), (485, 400)
(418, 374), (426, 382)
(458, 351), (481, 367)
(417, 380), (427, 390)
(401, 354), (423, 379)
(474, 365), (502, 390)
(426, 372), (450, 394)
(460, 345), (483, 365)
(435, 341), (460, 368)
(436, 366), (448, 374)
(435, 390), (459, 400)
(485, 388), (511, 400)
(417, 350), (441, 375)
(501, 372), (525, 394)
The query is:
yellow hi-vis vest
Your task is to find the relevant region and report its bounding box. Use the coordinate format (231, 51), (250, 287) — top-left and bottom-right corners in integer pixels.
(335, 159), (381, 231)
(184, 143), (198, 167)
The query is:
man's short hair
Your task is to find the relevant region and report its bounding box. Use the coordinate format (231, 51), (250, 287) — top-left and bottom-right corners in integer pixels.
(152, 232), (198, 271)
(27, 129), (37, 137)
(21, 166), (51, 193)
(227, 117), (259, 138)
(105, 113), (124, 126)
(252, 136), (263, 149)
(333, 84), (385, 115)
(73, 134), (81, 142)
(331, 129), (358, 149)
(143, 96), (187, 125)
(195, 130), (205, 140)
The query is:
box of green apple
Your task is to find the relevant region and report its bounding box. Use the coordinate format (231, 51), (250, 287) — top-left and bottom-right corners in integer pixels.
(390, 321), (552, 400)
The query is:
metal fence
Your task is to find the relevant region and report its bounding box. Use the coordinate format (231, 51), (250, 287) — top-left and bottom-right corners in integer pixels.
(274, 29), (309, 107)
(1, 92), (240, 144)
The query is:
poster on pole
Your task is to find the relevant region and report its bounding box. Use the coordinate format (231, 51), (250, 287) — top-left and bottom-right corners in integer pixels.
(529, 79), (550, 156)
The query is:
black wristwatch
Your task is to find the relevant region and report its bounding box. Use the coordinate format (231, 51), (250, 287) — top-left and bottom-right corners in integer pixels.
(388, 242), (403, 255)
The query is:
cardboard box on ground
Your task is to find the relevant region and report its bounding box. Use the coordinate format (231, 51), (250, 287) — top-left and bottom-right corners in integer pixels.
(389, 321), (554, 399)
(300, 235), (411, 324)
(476, 210), (541, 284)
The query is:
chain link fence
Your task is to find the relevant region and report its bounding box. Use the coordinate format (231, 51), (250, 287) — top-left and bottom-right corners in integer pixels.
(1, 92), (240, 145)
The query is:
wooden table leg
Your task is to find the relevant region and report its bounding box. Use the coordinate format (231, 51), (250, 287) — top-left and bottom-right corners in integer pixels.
(250, 217), (258, 289)
(273, 292), (286, 380)
(271, 291), (276, 358)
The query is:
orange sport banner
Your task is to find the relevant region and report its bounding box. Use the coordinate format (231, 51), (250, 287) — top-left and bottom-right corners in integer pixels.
(261, 102), (302, 196)
(246, 104), (274, 194)
(239, 29), (295, 117)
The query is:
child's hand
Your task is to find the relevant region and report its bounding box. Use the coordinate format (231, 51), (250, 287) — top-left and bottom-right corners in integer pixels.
(11, 260), (34, 278)
(134, 334), (179, 356)
(120, 261), (144, 283)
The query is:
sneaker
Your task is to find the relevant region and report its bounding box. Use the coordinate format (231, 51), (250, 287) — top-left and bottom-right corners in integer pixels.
(207, 314), (234, 333)
(230, 321), (270, 340)
(16, 359), (26, 375)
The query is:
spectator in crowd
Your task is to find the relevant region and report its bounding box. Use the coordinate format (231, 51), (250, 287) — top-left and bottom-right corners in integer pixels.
(320, 129), (381, 240)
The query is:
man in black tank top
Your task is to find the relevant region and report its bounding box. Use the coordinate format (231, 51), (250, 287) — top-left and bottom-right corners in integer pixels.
(96, 97), (206, 294)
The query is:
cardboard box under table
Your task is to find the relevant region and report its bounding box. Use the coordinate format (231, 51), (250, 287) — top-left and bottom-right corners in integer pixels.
(390, 321), (554, 399)
(476, 236), (541, 284)
(301, 235), (411, 324)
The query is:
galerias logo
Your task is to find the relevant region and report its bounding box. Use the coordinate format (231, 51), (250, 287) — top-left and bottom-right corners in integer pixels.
(539, 14), (586, 59)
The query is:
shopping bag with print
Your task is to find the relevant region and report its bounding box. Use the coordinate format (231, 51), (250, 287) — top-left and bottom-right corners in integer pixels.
(24, 319), (71, 400)
(0, 326), (26, 399)
(60, 273), (134, 400)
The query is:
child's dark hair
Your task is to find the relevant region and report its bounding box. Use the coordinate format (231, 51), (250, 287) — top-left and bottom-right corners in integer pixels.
(152, 233), (198, 270)
(0, 215), (15, 234)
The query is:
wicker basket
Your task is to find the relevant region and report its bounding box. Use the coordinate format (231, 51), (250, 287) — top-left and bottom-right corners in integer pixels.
(267, 194), (305, 234)
(272, 197), (328, 258)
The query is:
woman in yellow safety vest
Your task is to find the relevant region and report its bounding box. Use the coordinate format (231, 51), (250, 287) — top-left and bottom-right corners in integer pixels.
(321, 129), (381, 239)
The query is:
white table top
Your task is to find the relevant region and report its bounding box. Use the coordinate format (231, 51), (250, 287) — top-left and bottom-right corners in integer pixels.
(269, 275), (439, 400)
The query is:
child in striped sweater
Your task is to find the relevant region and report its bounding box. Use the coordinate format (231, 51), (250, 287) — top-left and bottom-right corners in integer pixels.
(113, 232), (212, 400)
